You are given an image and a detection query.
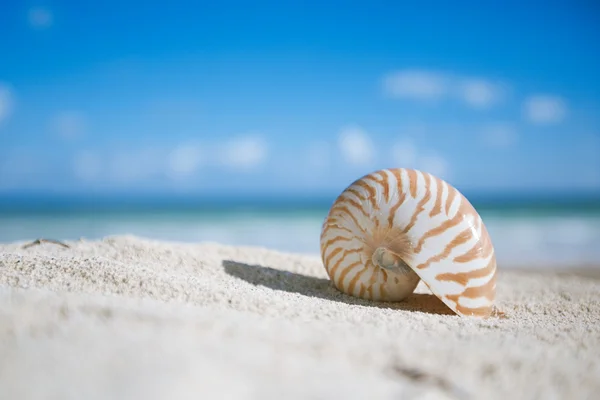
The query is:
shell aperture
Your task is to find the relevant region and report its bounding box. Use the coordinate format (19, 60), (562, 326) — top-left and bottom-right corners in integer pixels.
(319, 168), (497, 318)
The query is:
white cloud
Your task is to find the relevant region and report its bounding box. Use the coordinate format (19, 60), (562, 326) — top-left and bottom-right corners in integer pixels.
(166, 144), (203, 178)
(0, 84), (14, 125)
(28, 7), (53, 29)
(109, 148), (165, 183)
(457, 79), (505, 109)
(419, 153), (449, 179)
(382, 70), (448, 100)
(68, 136), (267, 186)
(338, 125), (374, 166)
(523, 95), (568, 125)
(73, 151), (102, 181)
(391, 139), (450, 180)
(219, 135), (268, 170)
(391, 139), (417, 168)
(382, 69), (507, 109)
(481, 123), (518, 148)
(72, 145), (203, 184)
(52, 111), (86, 139)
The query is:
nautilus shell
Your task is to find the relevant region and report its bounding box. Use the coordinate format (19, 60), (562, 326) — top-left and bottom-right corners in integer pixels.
(319, 168), (497, 318)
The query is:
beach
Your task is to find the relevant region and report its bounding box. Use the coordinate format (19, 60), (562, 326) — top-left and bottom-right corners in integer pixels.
(0, 235), (599, 400)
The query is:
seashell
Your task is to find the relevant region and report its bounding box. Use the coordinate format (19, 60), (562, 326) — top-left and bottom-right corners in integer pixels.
(319, 168), (497, 318)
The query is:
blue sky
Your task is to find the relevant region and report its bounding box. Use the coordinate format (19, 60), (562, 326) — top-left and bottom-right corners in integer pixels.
(0, 1), (599, 198)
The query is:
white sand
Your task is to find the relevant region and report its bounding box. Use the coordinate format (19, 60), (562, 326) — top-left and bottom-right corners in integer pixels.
(1, 235), (599, 400)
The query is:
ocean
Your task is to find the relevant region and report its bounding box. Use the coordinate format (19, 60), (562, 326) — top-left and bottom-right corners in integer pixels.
(1, 194), (599, 269)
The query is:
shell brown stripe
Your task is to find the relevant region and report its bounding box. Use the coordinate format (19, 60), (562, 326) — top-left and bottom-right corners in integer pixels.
(391, 168), (404, 192)
(429, 176), (444, 217)
(402, 173), (432, 234)
(466, 267), (496, 299)
(435, 255), (496, 286)
(387, 198), (403, 229)
(406, 169), (418, 198)
(363, 266), (379, 299)
(415, 227), (473, 269)
(346, 260), (374, 294)
(322, 220), (354, 233)
(413, 211), (465, 254)
(329, 204), (363, 233)
(364, 171), (390, 203)
(359, 266), (377, 297)
(328, 248), (362, 278)
(325, 216), (365, 237)
(380, 267), (389, 282)
(364, 282), (376, 299)
(347, 187), (367, 204)
(342, 197), (370, 219)
(450, 302), (492, 318)
(344, 184), (380, 229)
(376, 170), (391, 203)
(473, 213), (483, 234)
(323, 247), (343, 272)
(453, 227), (493, 263)
(358, 283), (365, 298)
(379, 282), (388, 300)
(355, 180), (379, 211)
(322, 235), (352, 249)
(344, 188), (377, 228)
(446, 268), (496, 303)
(336, 260), (363, 290)
(444, 185), (457, 215)
(322, 223), (354, 236)
(359, 277), (380, 299)
(387, 169), (407, 228)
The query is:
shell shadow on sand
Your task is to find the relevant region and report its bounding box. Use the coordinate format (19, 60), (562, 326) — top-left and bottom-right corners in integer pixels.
(222, 260), (455, 316)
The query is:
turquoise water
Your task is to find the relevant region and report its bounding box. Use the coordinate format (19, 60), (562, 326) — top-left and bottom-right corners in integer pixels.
(1, 198), (599, 268)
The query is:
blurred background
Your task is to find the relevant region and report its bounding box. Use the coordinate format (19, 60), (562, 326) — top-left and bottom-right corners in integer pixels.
(0, 1), (599, 269)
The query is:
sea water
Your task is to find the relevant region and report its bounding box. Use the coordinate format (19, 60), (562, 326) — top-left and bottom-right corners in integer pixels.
(1, 196), (599, 269)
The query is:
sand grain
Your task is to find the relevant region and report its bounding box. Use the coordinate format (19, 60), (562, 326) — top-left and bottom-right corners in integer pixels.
(1, 235), (599, 400)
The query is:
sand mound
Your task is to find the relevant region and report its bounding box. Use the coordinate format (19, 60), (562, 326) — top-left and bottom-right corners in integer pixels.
(1, 235), (599, 399)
